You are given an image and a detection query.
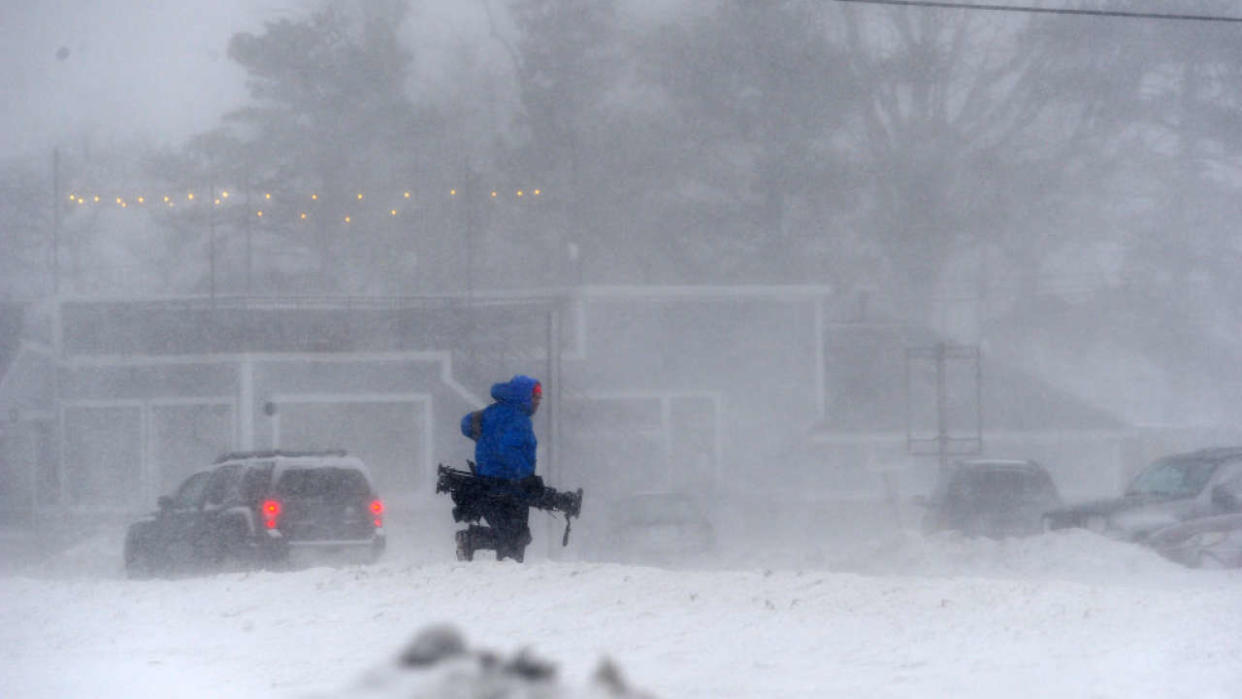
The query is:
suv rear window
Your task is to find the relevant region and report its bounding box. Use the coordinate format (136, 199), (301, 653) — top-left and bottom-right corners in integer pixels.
(240, 463), (274, 505)
(945, 468), (1051, 503)
(275, 467), (371, 501)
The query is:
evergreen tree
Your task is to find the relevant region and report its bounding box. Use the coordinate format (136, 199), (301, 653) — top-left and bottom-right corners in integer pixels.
(175, 1), (444, 294)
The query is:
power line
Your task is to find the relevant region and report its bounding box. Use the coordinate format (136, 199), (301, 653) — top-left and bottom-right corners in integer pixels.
(832, 0), (1242, 23)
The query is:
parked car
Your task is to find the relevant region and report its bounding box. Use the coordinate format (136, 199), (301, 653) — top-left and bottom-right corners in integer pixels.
(601, 492), (716, 565)
(124, 450), (386, 577)
(1043, 447), (1242, 542)
(917, 459), (1062, 538)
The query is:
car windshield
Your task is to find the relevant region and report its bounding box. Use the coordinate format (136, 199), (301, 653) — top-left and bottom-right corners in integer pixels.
(1126, 457), (1221, 498)
(275, 467), (371, 501)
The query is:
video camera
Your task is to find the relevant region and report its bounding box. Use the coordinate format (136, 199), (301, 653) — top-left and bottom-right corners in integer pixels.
(436, 463), (584, 544)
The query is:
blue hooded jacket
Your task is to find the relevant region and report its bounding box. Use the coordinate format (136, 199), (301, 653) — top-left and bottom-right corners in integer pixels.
(460, 375), (540, 481)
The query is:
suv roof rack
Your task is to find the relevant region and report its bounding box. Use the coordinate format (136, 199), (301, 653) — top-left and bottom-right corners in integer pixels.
(954, 458), (1038, 469)
(214, 449), (349, 464)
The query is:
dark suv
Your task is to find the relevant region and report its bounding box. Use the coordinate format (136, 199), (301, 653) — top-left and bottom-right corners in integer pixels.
(918, 459), (1062, 538)
(124, 450), (386, 577)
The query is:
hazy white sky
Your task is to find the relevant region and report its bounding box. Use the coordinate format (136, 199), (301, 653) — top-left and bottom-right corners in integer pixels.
(0, 0), (502, 161)
(1, 1), (258, 158)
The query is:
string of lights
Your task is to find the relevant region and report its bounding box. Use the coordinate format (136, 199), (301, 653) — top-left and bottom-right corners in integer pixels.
(60, 187), (547, 223)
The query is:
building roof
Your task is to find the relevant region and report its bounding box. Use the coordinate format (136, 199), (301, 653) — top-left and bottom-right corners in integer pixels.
(814, 322), (1126, 436)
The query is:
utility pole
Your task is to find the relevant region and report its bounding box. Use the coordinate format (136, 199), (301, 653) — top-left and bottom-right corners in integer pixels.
(208, 181), (217, 303)
(906, 342), (982, 471)
(936, 343), (948, 470)
(243, 157), (253, 295)
(545, 307), (561, 484)
(463, 161), (478, 299)
(544, 304), (563, 559)
(51, 148), (61, 296)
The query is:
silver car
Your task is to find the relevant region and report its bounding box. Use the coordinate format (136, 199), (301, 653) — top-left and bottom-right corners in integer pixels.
(1146, 481), (1242, 568)
(1044, 447), (1242, 542)
(1147, 513), (1242, 568)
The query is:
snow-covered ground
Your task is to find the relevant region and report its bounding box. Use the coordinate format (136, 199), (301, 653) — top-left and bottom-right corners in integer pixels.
(2, 522), (1240, 698)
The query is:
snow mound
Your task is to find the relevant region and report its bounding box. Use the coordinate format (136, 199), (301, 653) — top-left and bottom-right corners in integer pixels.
(13, 527), (126, 579)
(316, 624), (654, 699)
(823, 529), (1201, 585)
(9, 518), (1220, 593)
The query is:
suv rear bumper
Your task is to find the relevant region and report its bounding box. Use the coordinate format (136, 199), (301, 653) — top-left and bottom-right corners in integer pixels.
(257, 530), (386, 566)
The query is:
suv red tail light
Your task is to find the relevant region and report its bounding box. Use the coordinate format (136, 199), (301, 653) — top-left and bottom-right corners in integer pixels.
(370, 499), (383, 528)
(261, 499), (282, 529)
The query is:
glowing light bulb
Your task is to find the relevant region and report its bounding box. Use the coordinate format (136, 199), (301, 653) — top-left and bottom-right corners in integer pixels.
(450, 189), (457, 196)
(264, 193), (271, 200)
(516, 190), (524, 197)
(356, 193), (364, 200)
(93, 195), (100, 203)
(311, 193), (318, 200)
(137, 196), (145, 204)
(344, 216), (351, 223)
(256, 210), (263, 217)
(390, 209), (397, 216)
(533, 189), (541, 196)
(300, 212), (307, 220)
(187, 193), (195, 201)
(490, 191), (497, 198)
(403, 192), (411, 198)
(221, 191), (229, 199)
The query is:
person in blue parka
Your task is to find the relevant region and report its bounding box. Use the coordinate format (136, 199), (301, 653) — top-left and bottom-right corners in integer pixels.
(456, 375), (542, 561)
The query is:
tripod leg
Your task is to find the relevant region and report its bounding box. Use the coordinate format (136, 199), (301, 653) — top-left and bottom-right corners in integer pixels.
(454, 529), (473, 562)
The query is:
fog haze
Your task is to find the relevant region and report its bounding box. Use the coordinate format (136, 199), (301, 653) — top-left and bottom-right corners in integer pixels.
(6, 1), (1242, 695)
(2, 1), (263, 157)
(5, 0), (1242, 615)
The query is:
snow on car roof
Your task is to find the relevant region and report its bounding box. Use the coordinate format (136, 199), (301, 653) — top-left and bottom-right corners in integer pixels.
(954, 458), (1039, 469)
(215, 449), (349, 463)
(215, 451), (373, 478)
